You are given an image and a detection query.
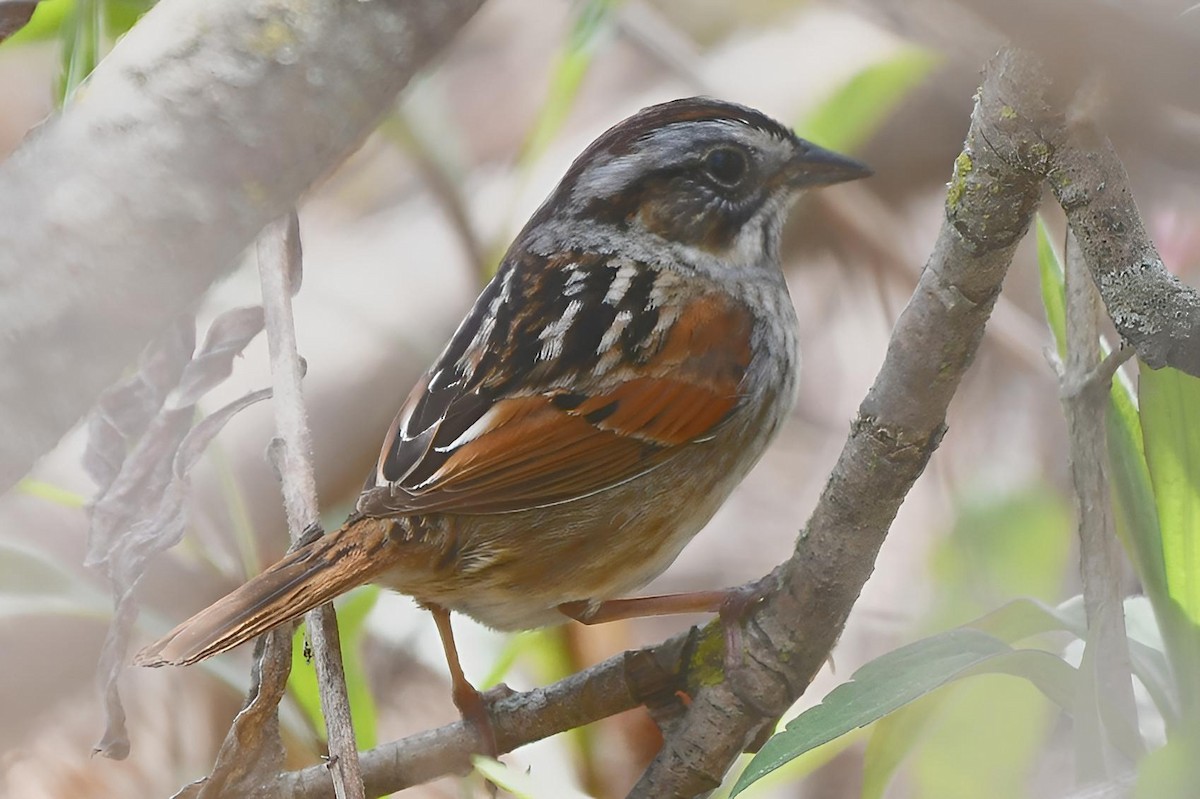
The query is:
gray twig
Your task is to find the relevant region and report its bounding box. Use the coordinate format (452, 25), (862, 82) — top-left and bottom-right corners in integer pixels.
(1047, 92), (1200, 377)
(276, 634), (695, 798)
(630, 47), (1051, 797)
(1059, 229), (1140, 775)
(258, 214), (365, 799)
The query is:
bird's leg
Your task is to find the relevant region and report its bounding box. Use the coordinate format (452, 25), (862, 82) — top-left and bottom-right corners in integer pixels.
(558, 590), (728, 623)
(558, 580), (773, 679)
(427, 603), (498, 758)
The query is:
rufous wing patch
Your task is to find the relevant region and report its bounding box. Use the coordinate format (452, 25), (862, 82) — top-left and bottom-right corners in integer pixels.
(364, 292), (754, 515)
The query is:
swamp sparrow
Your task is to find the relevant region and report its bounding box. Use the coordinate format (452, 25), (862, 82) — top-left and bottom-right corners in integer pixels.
(137, 97), (870, 740)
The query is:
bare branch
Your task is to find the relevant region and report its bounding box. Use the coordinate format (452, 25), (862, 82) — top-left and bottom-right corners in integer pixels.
(632, 47), (1051, 797)
(1059, 229), (1139, 774)
(258, 213), (365, 799)
(0, 0), (486, 492)
(1047, 109), (1200, 377)
(276, 632), (696, 798)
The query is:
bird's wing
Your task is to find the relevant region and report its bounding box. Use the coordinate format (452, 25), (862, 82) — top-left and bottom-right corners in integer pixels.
(358, 252), (754, 516)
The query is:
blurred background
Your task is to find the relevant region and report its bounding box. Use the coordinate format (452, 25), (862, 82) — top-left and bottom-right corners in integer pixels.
(1, 0), (1199, 797)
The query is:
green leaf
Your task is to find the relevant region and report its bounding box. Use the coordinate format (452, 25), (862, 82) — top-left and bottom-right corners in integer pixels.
(732, 630), (1062, 795)
(3, 0), (71, 43)
(1139, 364), (1200, 625)
(1108, 359), (1167, 596)
(15, 478), (87, 509)
(471, 756), (593, 799)
(1036, 216), (1068, 356)
(287, 586), (381, 749)
(929, 486), (1071, 626)
(716, 732), (866, 798)
(5, 0), (151, 45)
(861, 694), (944, 799)
(57, 0), (103, 105)
(1137, 362), (1200, 721)
(797, 47), (939, 152)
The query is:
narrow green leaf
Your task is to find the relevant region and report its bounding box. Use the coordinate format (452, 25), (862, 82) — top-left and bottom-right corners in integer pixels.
(1139, 364), (1200, 625)
(798, 47), (939, 152)
(1036, 216), (1068, 356)
(716, 733), (866, 798)
(1108, 360), (1167, 597)
(57, 0), (104, 105)
(481, 630), (540, 689)
(16, 477), (87, 508)
(732, 630), (1014, 795)
(287, 586), (381, 749)
(520, 0), (616, 164)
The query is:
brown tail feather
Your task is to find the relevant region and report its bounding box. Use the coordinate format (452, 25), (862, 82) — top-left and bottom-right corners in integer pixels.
(135, 517), (399, 667)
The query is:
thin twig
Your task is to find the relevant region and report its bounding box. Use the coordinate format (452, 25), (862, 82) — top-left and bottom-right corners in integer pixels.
(1059, 228), (1140, 776)
(257, 213), (365, 799)
(277, 632), (696, 798)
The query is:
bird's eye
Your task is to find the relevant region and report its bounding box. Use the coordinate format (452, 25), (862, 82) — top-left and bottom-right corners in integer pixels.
(702, 147), (748, 187)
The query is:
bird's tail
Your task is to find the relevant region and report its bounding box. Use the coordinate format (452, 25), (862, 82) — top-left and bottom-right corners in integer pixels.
(136, 516), (399, 667)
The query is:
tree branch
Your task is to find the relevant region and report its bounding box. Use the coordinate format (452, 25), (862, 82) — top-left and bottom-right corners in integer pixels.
(0, 0), (485, 492)
(629, 47), (1056, 798)
(1046, 98), (1200, 377)
(276, 631), (698, 798)
(1057, 229), (1139, 775)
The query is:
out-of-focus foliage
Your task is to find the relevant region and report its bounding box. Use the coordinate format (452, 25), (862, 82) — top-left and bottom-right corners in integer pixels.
(0, 0), (152, 103)
(0, 539), (110, 620)
(4, 0), (149, 45)
(288, 586), (382, 750)
(797, 47), (938, 153)
(473, 756), (594, 799)
(16, 478), (87, 508)
(520, 0), (619, 165)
